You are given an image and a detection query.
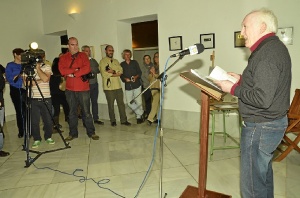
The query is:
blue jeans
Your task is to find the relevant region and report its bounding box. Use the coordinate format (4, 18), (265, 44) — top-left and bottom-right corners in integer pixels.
(241, 116), (287, 198)
(125, 87), (143, 119)
(65, 90), (95, 137)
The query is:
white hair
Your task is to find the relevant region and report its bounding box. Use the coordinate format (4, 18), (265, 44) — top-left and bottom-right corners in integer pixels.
(248, 8), (278, 33)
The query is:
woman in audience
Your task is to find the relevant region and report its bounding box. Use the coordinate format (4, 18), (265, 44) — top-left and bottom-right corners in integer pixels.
(147, 52), (160, 125)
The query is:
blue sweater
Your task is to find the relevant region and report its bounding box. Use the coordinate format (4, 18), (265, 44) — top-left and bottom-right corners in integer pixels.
(5, 62), (23, 88)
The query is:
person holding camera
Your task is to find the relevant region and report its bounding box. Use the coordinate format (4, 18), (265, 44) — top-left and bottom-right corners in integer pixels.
(99, 45), (131, 127)
(59, 37), (99, 141)
(81, 45), (104, 125)
(120, 49), (144, 124)
(5, 48), (26, 138)
(23, 54), (55, 148)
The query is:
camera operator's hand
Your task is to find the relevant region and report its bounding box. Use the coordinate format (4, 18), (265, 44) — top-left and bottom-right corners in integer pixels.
(36, 62), (51, 83)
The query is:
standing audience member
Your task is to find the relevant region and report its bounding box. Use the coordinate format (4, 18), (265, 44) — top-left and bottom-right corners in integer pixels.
(5, 48), (26, 138)
(23, 53), (55, 148)
(0, 64), (9, 157)
(59, 37), (99, 141)
(99, 45), (131, 127)
(147, 52), (160, 125)
(81, 45), (104, 125)
(120, 49), (144, 124)
(139, 55), (153, 119)
(50, 53), (69, 131)
(214, 8), (291, 197)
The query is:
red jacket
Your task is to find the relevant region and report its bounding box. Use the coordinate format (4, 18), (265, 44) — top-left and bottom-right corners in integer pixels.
(59, 52), (91, 91)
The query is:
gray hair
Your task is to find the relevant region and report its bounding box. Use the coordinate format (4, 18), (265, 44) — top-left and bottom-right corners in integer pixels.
(249, 8), (278, 33)
(81, 45), (90, 51)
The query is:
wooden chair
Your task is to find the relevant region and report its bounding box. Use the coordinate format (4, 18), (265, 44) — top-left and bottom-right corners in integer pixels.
(274, 89), (300, 162)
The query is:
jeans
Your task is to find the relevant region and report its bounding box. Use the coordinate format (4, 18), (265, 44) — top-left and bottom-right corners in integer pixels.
(240, 116), (287, 198)
(125, 86), (143, 119)
(31, 98), (53, 141)
(65, 90), (95, 137)
(90, 83), (99, 120)
(104, 89), (127, 123)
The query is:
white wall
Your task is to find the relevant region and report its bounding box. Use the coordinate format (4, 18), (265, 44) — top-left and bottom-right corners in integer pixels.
(1, 0), (300, 120)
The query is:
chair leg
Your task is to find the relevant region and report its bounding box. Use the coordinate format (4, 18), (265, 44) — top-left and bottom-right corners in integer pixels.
(210, 112), (216, 161)
(274, 134), (300, 162)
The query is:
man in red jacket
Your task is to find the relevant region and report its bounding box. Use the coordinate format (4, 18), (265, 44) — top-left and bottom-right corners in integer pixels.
(59, 37), (99, 141)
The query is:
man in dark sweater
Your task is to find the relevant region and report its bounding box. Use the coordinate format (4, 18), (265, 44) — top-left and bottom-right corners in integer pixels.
(120, 49), (144, 124)
(215, 8), (291, 197)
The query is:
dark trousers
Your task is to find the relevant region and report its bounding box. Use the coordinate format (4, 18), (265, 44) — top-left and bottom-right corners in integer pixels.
(90, 83), (99, 120)
(31, 98), (53, 141)
(52, 93), (69, 121)
(143, 87), (152, 115)
(9, 86), (26, 136)
(104, 89), (127, 123)
(65, 90), (95, 137)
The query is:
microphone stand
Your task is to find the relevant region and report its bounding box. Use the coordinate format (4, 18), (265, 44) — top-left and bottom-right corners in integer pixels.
(131, 55), (184, 198)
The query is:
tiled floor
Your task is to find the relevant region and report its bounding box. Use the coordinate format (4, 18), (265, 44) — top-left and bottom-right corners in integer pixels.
(0, 117), (299, 198)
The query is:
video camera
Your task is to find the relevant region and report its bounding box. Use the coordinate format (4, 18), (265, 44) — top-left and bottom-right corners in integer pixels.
(21, 49), (45, 74)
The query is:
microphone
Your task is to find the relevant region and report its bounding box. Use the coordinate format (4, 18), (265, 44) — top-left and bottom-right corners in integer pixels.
(170, 43), (204, 58)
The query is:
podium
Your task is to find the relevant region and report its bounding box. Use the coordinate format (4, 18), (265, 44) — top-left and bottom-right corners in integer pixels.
(179, 71), (231, 198)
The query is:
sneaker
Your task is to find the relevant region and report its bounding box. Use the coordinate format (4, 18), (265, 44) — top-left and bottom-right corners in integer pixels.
(90, 134), (99, 140)
(94, 120), (104, 125)
(111, 122), (117, 127)
(32, 140), (41, 148)
(121, 121), (131, 126)
(46, 138), (55, 145)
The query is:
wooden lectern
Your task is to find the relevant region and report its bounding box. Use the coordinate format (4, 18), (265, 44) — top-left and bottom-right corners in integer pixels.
(179, 71), (231, 198)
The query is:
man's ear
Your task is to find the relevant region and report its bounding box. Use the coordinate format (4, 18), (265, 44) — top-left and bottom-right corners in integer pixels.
(260, 22), (267, 33)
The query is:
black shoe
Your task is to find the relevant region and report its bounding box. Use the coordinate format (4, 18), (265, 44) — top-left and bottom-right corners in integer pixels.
(94, 120), (104, 125)
(111, 122), (117, 127)
(137, 118), (144, 124)
(18, 133), (23, 138)
(0, 150), (10, 157)
(121, 121), (131, 126)
(147, 120), (152, 126)
(154, 119), (160, 123)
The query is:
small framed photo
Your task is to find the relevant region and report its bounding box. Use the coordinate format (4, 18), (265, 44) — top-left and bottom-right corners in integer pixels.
(169, 36), (183, 51)
(276, 27), (293, 45)
(234, 31), (245, 47)
(200, 33), (215, 49)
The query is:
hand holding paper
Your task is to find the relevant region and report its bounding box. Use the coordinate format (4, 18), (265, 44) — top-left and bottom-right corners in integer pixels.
(209, 66), (238, 84)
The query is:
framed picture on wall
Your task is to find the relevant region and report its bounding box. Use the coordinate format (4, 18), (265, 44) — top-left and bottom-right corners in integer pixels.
(276, 27), (293, 45)
(200, 33), (215, 49)
(169, 36), (182, 51)
(234, 31), (245, 47)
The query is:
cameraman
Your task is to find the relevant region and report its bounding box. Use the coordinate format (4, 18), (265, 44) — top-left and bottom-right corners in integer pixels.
(59, 37), (99, 141)
(81, 45), (104, 125)
(5, 48), (26, 138)
(23, 54), (55, 148)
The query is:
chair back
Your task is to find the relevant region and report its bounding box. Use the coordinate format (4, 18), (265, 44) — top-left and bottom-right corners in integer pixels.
(287, 89), (300, 132)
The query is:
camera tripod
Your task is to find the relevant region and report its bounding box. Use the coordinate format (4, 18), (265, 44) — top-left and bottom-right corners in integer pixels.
(22, 69), (71, 168)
